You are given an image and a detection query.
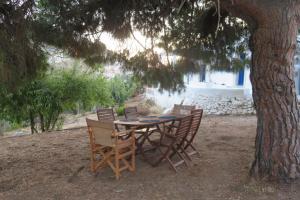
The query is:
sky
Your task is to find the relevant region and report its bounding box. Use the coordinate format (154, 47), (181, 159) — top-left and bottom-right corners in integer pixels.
(99, 31), (165, 57)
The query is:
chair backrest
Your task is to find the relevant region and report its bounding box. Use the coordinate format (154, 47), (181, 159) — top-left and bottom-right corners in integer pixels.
(86, 118), (115, 147)
(124, 107), (138, 120)
(97, 108), (116, 122)
(188, 109), (203, 141)
(175, 115), (193, 143)
(172, 104), (195, 115)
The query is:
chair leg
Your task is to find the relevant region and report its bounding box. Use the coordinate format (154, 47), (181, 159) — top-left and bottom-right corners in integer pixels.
(152, 146), (171, 167)
(186, 143), (200, 157)
(169, 143), (185, 159)
(169, 148), (177, 159)
(96, 150), (114, 171)
(165, 156), (178, 173)
(132, 144), (136, 172)
(180, 146), (193, 161)
(163, 146), (188, 172)
(124, 142), (136, 172)
(90, 153), (96, 172)
(135, 127), (150, 153)
(139, 132), (156, 163)
(172, 146), (189, 167)
(190, 144), (200, 154)
(178, 147), (191, 165)
(115, 150), (120, 180)
(90, 147), (115, 174)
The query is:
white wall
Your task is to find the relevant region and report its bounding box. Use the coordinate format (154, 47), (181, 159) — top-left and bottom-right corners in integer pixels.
(146, 69), (252, 111)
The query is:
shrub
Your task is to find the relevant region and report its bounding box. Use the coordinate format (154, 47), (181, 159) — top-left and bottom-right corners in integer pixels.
(116, 105), (125, 116)
(44, 67), (113, 111)
(109, 75), (142, 105)
(0, 67), (142, 134)
(0, 67), (113, 133)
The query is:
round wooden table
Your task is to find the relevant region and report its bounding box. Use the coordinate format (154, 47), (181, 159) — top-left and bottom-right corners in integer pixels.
(114, 115), (185, 135)
(114, 115), (186, 164)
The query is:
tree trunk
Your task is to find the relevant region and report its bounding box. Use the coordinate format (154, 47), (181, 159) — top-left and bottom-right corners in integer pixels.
(39, 112), (45, 132)
(249, 6), (300, 180)
(29, 111), (37, 134)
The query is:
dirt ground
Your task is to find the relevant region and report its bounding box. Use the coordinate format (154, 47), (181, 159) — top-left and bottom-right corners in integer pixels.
(0, 115), (299, 200)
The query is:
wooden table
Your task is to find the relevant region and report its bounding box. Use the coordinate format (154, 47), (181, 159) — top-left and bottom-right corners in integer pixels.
(114, 115), (184, 134)
(114, 115), (178, 126)
(114, 115), (186, 164)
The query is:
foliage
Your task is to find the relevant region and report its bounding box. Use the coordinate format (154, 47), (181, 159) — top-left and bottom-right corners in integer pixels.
(0, 85), (14, 122)
(0, 64), (141, 133)
(0, 80), (62, 133)
(0, 1), (251, 129)
(0, 68), (108, 133)
(0, 0), (113, 88)
(115, 105), (125, 116)
(0, 0), (249, 92)
(108, 75), (142, 105)
(44, 67), (113, 111)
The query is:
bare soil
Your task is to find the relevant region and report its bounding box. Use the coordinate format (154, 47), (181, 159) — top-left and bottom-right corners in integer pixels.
(0, 115), (299, 200)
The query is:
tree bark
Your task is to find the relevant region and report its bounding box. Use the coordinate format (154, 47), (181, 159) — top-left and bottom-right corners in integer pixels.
(249, 7), (300, 180)
(39, 112), (45, 132)
(29, 111), (37, 134)
(221, 1), (300, 181)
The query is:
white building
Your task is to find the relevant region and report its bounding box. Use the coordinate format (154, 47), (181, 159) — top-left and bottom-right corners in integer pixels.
(147, 45), (300, 110)
(146, 65), (252, 110)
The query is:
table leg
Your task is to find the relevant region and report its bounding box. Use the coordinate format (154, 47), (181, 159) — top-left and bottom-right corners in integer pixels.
(135, 127), (149, 153)
(139, 125), (166, 166)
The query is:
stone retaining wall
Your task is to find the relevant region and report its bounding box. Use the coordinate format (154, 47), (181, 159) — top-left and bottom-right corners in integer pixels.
(190, 96), (256, 115)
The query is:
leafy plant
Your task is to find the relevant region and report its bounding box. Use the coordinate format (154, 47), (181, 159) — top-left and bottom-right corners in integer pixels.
(0, 69), (104, 133)
(116, 105), (125, 116)
(44, 67), (113, 111)
(109, 75), (142, 105)
(0, 66), (141, 134)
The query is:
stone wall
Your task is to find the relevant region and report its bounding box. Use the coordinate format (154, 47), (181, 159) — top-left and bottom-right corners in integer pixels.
(190, 96), (255, 115)
(146, 87), (256, 116)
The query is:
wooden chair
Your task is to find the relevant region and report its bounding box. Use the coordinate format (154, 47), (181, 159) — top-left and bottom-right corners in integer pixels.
(97, 108), (116, 121)
(181, 109), (203, 160)
(172, 104), (196, 115)
(142, 115), (192, 172)
(86, 118), (135, 180)
(124, 106), (138, 120)
(166, 104), (196, 132)
(96, 108), (120, 131)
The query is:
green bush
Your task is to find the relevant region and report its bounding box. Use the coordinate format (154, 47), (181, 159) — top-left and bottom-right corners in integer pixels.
(0, 67), (113, 133)
(109, 75), (142, 105)
(116, 105), (125, 116)
(44, 67), (113, 111)
(0, 80), (64, 133)
(0, 67), (142, 134)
